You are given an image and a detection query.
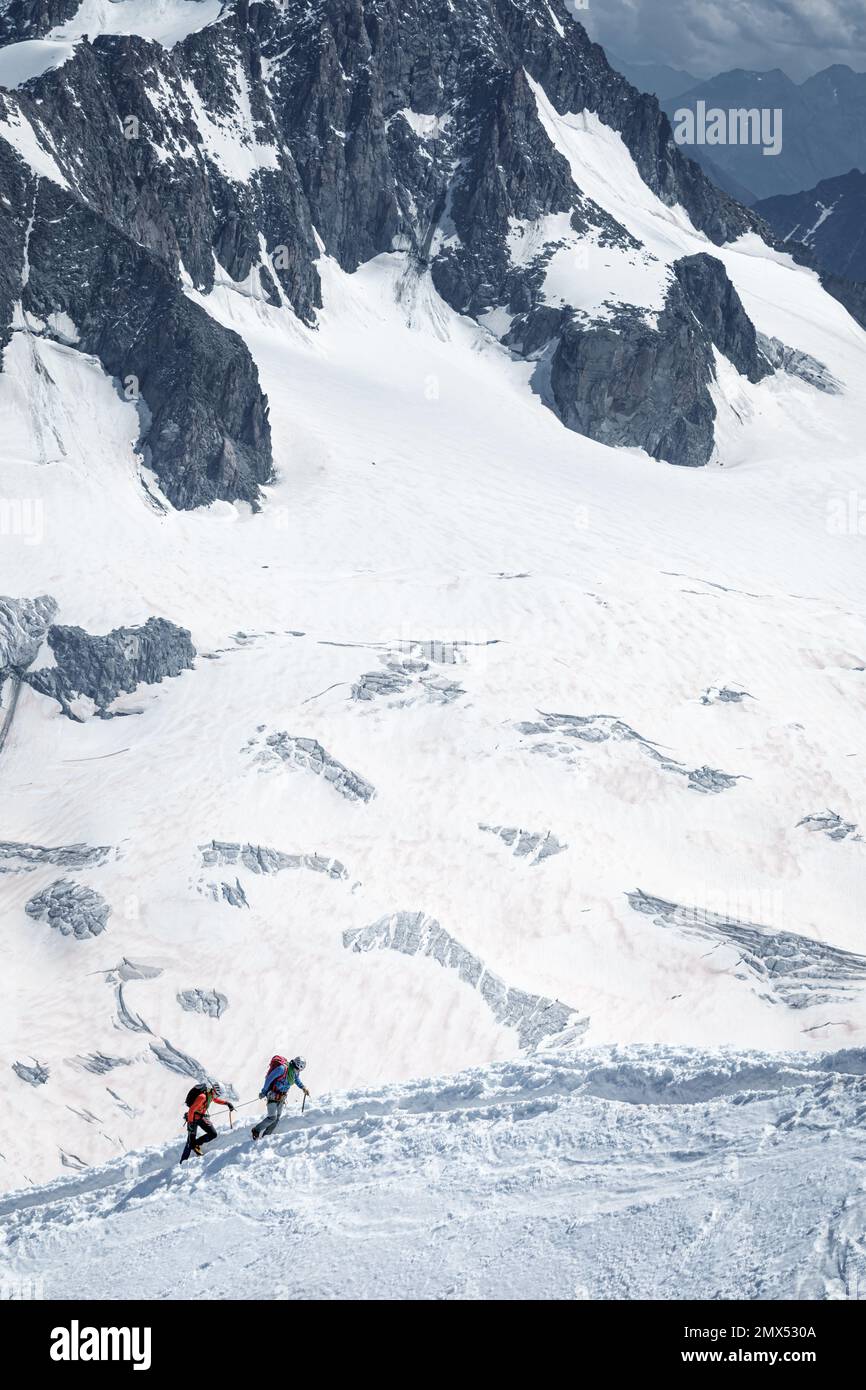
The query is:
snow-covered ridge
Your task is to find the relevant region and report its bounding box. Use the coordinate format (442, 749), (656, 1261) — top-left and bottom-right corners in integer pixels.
(3, 1048), (864, 1300)
(0, 1), (225, 91)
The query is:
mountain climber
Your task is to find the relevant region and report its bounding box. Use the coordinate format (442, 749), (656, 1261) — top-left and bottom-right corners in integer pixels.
(251, 1054), (309, 1141)
(180, 1082), (234, 1163)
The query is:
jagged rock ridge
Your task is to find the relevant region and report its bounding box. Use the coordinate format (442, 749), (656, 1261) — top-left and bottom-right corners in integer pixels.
(1, 0), (860, 490)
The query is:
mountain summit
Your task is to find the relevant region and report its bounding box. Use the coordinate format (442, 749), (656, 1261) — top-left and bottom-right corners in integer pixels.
(3, 0), (857, 501)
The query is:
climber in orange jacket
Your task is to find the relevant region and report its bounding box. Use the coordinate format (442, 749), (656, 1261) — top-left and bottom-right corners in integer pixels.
(180, 1082), (234, 1162)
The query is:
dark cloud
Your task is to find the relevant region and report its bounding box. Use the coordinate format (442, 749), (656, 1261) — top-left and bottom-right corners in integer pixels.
(567, 0), (866, 81)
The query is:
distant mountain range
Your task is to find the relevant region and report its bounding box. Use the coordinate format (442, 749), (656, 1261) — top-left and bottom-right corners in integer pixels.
(658, 66), (866, 203)
(755, 170), (866, 282)
(607, 54), (700, 102)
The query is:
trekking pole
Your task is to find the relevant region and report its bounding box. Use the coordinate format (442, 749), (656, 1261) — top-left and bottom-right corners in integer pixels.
(302, 1092), (306, 1114)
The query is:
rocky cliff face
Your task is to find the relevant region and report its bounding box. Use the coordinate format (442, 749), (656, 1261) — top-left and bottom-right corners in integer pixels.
(549, 253), (772, 467)
(25, 616), (196, 718)
(0, 594), (57, 674)
(19, 168), (273, 508)
(0, 0), (860, 491)
(0, 0), (79, 45)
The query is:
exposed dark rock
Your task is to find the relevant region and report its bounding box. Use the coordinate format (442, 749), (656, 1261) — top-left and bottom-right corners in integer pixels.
(686, 766), (743, 794)
(25, 880), (111, 939)
(503, 304), (568, 357)
(352, 669), (414, 701)
(25, 616), (195, 717)
(115, 985), (151, 1034)
(0, 0), (79, 44)
(0, 0), (804, 493)
(756, 333), (840, 394)
(517, 710), (745, 793)
(344, 910), (588, 1049)
(0, 594), (57, 674)
(68, 1053), (133, 1076)
(17, 175), (272, 509)
(12, 1059), (49, 1085)
(149, 1038), (236, 1100)
(549, 304), (713, 467)
(700, 687), (753, 705)
(0, 840), (112, 873)
(106, 1087), (137, 1116)
(550, 253), (772, 467)
(0, 144), (31, 360)
(797, 811), (861, 842)
(352, 661), (465, 705)
(811, 265), (866, 333)
(673, 254), (771, 384)
(628, 889), (866, 1009)
(60, 1150), (88, 1170)
(208, 879), (250, 908)
(201, 839), (348, 879)
(421, 676), (465, 704)
(253, 732), (376, 802)
(149, 1039), (206, 1079)
(479, 824), (568, 863)
(107, 958), (163, 984)
(177, 988), (229, 1019)
(1, 0), (861, 493)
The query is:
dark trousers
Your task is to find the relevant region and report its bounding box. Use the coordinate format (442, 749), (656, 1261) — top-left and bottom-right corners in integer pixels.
(180, 1115), (217, 1162)
(190, 1116), (217, 1147)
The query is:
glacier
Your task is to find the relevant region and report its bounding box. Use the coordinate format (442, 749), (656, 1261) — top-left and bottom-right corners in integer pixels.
(0, 1), (864, 1303)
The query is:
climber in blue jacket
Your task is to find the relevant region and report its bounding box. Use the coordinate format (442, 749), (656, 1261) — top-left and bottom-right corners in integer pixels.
(251, 1054), (309, 1140)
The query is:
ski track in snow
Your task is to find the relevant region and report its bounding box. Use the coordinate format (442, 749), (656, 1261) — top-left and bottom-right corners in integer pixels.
(2, 1048), (865, 1301)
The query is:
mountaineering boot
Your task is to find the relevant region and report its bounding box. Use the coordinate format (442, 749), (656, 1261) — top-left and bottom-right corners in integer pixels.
(251, 1128), (260, 1141)
(192, 1144), (203, 1157)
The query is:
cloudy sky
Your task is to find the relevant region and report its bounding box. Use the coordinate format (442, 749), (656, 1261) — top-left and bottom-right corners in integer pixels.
(569, 0), (866, 80)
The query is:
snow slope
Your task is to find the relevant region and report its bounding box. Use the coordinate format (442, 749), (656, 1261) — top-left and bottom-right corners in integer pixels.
(1, 50), (866, 1202)
(47, 0), (225, 46)
(2, 1048), (865, 1301)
